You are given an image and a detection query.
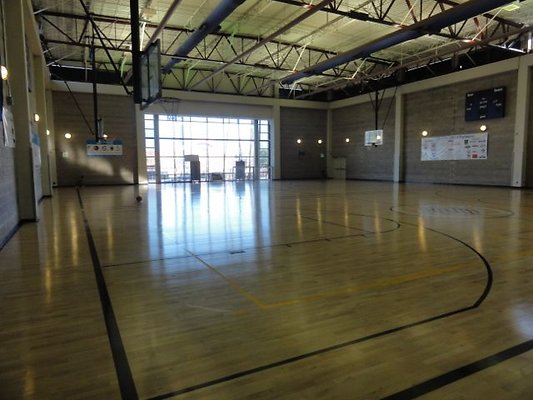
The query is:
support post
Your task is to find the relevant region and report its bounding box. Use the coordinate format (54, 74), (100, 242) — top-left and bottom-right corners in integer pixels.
(511, 58), (530, 187)
(393, 91), (404, 183)
(272, 102), (281, 180)
(5, 0), (38, 220)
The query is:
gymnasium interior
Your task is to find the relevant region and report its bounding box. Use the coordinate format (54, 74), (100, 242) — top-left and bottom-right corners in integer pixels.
(2, 0), (533, 399)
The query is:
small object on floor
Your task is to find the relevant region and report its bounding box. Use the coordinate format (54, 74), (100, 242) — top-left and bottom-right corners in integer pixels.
(136, 195), (143, 202)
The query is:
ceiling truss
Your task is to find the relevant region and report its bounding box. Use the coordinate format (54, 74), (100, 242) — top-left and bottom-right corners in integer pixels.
(34, 0), (532, 100)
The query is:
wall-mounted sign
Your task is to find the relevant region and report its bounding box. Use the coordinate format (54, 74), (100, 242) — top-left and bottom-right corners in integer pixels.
(421, 132), (488, 161)
(86, 139), (123, 156)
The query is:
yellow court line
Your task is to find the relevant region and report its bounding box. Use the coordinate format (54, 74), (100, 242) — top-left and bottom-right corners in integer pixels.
(261, 262), (479, 309)
(190, 250), (481, 312)
(188, 251), (267, 310)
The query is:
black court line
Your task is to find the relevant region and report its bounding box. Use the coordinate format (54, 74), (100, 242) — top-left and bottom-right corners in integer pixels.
(302, 214), (401, 235)
(147, 223), (493, 400)
(381, 338), (533, 399)
(0, 221), (22, 251)
(147, 307), (479, 400)
(76, 188), (139, 400)
(103, 213), (401, 269)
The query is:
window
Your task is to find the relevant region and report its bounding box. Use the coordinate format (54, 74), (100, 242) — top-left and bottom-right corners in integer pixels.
(144, 114), (270, 183)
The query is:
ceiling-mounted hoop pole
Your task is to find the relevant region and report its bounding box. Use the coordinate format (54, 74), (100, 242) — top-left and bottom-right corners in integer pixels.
(130, 0), (142, 104)
(91, 35), (99, 141)
(375, 89), (379, 130)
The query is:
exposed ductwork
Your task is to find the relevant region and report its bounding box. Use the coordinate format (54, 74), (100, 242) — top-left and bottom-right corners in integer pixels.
(281, 0), (518, 85)
(161, 0), (246, 74)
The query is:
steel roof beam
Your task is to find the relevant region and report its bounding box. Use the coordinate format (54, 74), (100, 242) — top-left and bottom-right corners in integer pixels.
(144, 0), (184, 51)
(44, 38), (346, 77)
(161, 0), (246, 74)
(187, 0), (337, 90)
(281, 0), (519, 85)
(38, 10), (338, 58)
(296, 24), (532, 99)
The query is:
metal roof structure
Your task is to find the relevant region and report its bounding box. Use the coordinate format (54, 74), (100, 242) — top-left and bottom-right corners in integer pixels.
(33, 0), (533, 100)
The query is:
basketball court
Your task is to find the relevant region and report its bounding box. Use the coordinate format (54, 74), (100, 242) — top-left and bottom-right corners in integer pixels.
(2, 180), (533, 399)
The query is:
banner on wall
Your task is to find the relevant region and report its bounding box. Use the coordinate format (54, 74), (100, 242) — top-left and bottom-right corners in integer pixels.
(2, 107), (16, 148)
(31, 132), (41, 168)
(86, 139), (123, 156)
(421, 132), (488, 161)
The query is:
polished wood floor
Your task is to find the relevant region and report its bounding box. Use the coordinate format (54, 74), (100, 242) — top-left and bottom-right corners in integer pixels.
(1, 180), (533, 399)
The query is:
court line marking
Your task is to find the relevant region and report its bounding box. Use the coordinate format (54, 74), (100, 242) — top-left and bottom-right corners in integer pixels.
(146, 222), (494, 400)
(146, 307), (481, 400)
(261, 261), (479, 309)
(186, 250), (266, 310)
(77, 188), (139, 400)
(80, 186), (495, 398)
(102, 213), (400, 268)
(184, 222), (477, 310)
(381, 339), (533, 400)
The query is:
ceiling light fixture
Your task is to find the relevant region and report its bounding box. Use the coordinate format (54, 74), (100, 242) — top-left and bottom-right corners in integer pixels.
(296, 138), (302, 144)
(502, 3), (520, 12)
(0, 65), (7, 80)
(317, 139), (323, 144)
(422, 130), (429, 137)
(33, 113), (40, 122)
(345, 138), (350, 143)
(480, 125), (487, 132)
(64, 132), (72, 139)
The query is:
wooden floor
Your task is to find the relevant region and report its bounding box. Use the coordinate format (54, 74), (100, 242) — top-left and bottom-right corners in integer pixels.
(2, 180), (533, 399)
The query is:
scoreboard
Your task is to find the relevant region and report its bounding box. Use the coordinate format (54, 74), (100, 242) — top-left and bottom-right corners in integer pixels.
(465, 86), (505, 121)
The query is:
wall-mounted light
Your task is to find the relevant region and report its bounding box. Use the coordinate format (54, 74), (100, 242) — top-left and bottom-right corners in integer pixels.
(317, 139), (323, 144)
(345, 138), (350, 143)
(64, 132), (72, 139)
(46, 129), (50, 136)
(0, 65), (7, 80)
(103, 133), (108, 139)
(421, 130), (429, 137)
(480, 124), (487, 132)
(33, 113), (40, 122)
(296, 138), (302, 144)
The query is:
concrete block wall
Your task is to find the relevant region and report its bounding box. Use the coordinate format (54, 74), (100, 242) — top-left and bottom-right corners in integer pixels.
(403, 71), (517, 185)
(53, 92), (137, 186)
(0, 2), (19, 247)
(280, 107), (327, 179)
(0, 147), (18, 247)
(331, 98), (395, 181)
